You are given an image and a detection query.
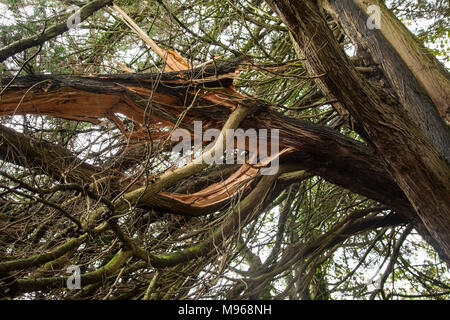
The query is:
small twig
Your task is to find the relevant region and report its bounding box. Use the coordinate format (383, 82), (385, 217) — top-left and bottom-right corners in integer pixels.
(143, 271), (160, 300)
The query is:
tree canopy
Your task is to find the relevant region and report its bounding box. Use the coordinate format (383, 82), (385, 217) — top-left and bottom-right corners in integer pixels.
(0, 0), (449, 300)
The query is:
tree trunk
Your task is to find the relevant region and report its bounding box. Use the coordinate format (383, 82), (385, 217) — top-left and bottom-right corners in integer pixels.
(319, 0), (450, 162)
(265, 0), (450, 263)
(322, 0), (450, 123)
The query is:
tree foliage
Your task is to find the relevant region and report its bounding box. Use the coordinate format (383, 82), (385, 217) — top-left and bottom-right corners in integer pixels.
(0, 0), (448, 300)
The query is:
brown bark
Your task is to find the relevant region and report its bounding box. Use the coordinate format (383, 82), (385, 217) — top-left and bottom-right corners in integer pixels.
(319, 0), (450, 162)
(265, 0), (450, 263)
(0, 59), (242, 129)
(333, 0), (449, 122)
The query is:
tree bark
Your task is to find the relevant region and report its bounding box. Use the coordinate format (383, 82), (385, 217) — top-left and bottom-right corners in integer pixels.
(322, 0), (450, 123)
(265, 0), (450, 263)
(319, 0), (450, 162)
